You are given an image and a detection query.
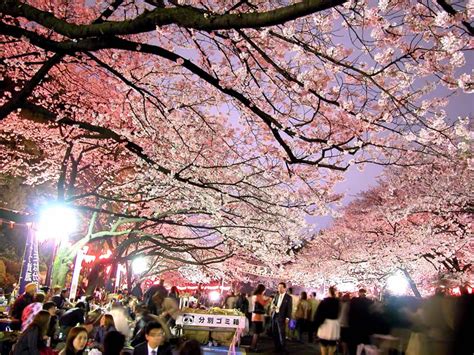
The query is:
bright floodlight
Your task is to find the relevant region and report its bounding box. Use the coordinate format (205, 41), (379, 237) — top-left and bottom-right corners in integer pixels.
(38, 204), (77, 241)
(386, 273), (409, 295)
(209, 290), (221, 302)
(132, 257), (148, 275)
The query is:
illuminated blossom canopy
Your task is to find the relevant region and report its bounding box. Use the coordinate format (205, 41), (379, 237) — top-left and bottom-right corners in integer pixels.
(289, 134), (473, 295)
(0, 0), (472, 283)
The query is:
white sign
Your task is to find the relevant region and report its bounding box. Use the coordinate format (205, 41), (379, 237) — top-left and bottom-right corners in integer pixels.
(176, 313), (246, 329)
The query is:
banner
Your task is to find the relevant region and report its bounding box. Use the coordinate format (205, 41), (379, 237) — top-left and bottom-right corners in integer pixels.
(69, 248), (85, 301)
(176, 313), (246, 329)
(18, 227), (39, 294)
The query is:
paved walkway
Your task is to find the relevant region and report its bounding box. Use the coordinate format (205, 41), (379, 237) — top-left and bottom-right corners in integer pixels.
(202, 335), (322, 354)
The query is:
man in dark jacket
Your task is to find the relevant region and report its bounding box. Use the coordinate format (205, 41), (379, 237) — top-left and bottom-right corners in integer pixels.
(131, 305), (157, 347)
(133, 321), (172, 355)
(271, 282), (292, 354)
(348, 288), (374, 355)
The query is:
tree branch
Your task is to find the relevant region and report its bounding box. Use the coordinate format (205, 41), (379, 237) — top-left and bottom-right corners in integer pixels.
(0, 0), (346, 38)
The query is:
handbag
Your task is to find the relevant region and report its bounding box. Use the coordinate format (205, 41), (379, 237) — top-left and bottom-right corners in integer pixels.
(288, 319), (297, 330)
(294, 304), (304, 319)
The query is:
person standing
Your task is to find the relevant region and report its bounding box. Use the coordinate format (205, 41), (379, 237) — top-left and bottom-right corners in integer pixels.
(271, 282), (292, 354)
(295, 291), (311, 343)
(250, 284), (271, 352)
(314, 286), (340, 355)
(287, 288), (299, 341)
(224, 291), (238, 309)
(144, 280), (168, 314)
(247, 292), (255, 326)
(308, 292), (319, 343)
(348, 288), (373, 355)
(235, 289), (249, 317)
(338, 293), (351, 355)
(153, 292), (179, 337)
(168, 286), (179, 303)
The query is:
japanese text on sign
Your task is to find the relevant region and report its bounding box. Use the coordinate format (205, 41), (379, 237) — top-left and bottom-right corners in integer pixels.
(177, 313), (246, 329)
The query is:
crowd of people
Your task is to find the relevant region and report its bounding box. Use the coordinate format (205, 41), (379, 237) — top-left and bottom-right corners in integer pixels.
(1, 280), (473, 355)
(2, 282), (200, 355)
(224, 283), (474, 355)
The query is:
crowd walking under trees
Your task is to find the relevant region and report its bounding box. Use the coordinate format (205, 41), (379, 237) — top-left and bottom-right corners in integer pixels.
(1, 279), (473, 354)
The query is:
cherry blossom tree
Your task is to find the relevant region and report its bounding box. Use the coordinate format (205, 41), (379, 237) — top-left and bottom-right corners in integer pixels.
(0, 0), (472, 281)
(291, 125), (472, 295)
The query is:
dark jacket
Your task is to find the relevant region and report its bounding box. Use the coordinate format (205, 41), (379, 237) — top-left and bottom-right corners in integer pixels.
(349, 296), (373, 327)
(236, 295), (249, 314)
(272, 293), (292, 321)
(132, 341), (172, 355)
(131, 313), (156, 347)
(314, 297), (340, 329)
(59, 307), (85, 327)
(144, 285), (167, 305)
(46, 315), (58, 342)
(12, 325), (46, 355)
(94, 325), (117, 346)
(51, 295), (66, 309)
(349, 296), (374, 342)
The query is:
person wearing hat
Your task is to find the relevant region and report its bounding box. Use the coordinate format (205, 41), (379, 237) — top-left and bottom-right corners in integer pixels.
(59, 301), (86, 339)
(10, 282), (37, 325)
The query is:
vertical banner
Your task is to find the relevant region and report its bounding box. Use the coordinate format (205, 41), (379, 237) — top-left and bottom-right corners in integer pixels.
(69, 248), (84, 301)
(18, 227), (40, 294)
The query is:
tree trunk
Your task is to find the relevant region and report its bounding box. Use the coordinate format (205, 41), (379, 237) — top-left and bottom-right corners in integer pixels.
(125, 261), (132, 291)
(400, 268), (422, 298)
(85, 264), (102, 294)
(51, 247), (72, 287)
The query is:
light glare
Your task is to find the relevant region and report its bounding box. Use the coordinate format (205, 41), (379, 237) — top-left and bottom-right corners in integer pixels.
(209, 290), (221, 302)
(132, 257), (148, 275)
(38, 204), (77, 241)
(386, 273), (409, 295)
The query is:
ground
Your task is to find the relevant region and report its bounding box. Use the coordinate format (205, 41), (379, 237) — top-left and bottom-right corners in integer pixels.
(202, 334), (323, 354)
